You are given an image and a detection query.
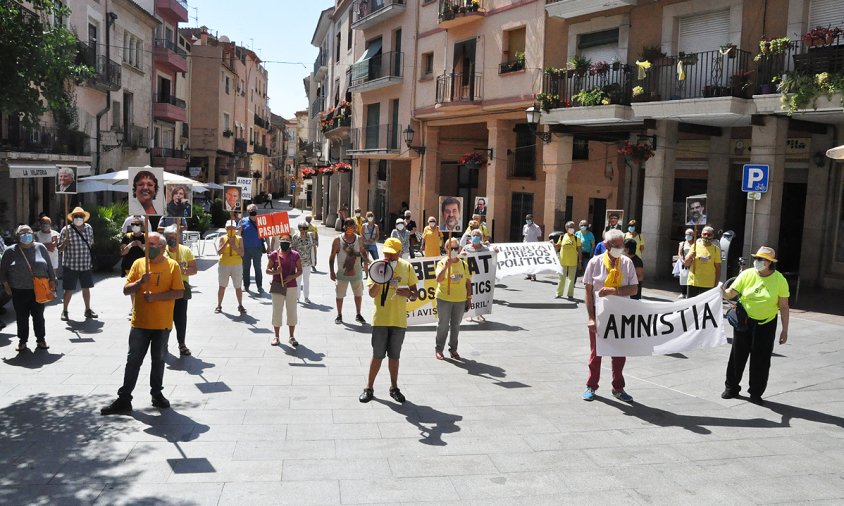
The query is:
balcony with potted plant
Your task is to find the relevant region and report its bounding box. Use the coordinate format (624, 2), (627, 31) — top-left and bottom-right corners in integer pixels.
(499, 51), (526, 75)
(320, 100), (352, 139)
(438, 0), (484, 30)
(539, 59), (636, 126)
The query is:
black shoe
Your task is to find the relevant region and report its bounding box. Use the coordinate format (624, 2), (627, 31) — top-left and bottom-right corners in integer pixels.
(355, 314), (366, 324)
(151, 394), (171, 409)
(60, 310), (69, 321)
(101, 399), (132, 416)
(749, 395), (765, 405)
(389, 387), (405, 404)
(359, 388), (374, 403)
(84, 308), (98, 319)
(721, 388), (739, 399)
(335, 315), (342, 324)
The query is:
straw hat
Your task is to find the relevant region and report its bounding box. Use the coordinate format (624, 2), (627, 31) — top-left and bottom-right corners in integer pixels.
(67, 206), (90, 223)
(383, 237), (402, 254)
(751, 246), (777, 263)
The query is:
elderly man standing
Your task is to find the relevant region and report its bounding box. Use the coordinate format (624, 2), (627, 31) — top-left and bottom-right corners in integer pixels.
(240, 203), (266, 293)
(330, 218), (370, 325)
(581, 229), (639, 402)
(522, 214), (542, 281)
(683, 226), (721, 298)
(58, 207), (97, 321)
(101, 232), (184, 415)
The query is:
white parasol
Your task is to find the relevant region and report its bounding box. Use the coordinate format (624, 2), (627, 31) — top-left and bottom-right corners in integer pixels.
(826, 145), (844, 160)
(77, 169), (214, 193)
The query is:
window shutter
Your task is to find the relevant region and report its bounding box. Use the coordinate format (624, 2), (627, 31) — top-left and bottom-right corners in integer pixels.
(581, 43), (620, 64)
(678, 10), (730, 54)
(809, 0), (844, 29)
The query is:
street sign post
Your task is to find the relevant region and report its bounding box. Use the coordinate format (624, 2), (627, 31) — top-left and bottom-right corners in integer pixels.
(742, 164), (770, 255)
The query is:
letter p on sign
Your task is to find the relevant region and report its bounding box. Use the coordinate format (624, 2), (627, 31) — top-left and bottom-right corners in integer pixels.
(742, 164), (769, 193)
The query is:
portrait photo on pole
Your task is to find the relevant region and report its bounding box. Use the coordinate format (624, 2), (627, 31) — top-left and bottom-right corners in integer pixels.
(605, 210), (624, 233)
(128, 166), (165, 216)
(439, 196), (464, 233)
(223, 184), (242, 213)
(165, 183), (193, 218)
(473, 196), (488, 217)
(56, 165), (78, 194)
(686, 195), (707, 226)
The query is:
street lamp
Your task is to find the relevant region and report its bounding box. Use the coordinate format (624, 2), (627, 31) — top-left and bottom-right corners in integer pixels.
(525, 103), (552, 144)
(403, 126), (426, 155)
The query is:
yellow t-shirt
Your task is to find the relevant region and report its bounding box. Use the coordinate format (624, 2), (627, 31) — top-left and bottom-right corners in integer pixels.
(218, 235), (242, 266)
(308, 223), (318, 238)
(557, 233), (581, 267)
(369, 259), (419, 328)
(127, 257), (184, 330)
(732, 268), (789, 323)
(435, 257), (470, 303)
(353, 216), (364, 235)
(479, 223), (490, 241)
(687, 241), (721, 288)
(422, 226), (443, 257)
(624, 232), (645, 257)
(165, 244), (195, 282)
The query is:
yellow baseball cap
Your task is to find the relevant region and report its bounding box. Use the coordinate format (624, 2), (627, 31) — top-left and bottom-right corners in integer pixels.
(383, 237), (402, 254)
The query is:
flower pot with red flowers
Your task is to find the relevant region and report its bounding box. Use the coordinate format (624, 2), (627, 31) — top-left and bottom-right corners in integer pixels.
(319, 167), (334, 176)
(458, 151), (487, 170)
(301, 167), (316, 179)
(618, 140), (654, 164)
(802, 26), (842, 47)
(333, 162), (352, 173)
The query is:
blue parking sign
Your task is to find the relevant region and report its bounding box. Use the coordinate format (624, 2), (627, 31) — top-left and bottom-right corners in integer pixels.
(741, 164), (769, 192)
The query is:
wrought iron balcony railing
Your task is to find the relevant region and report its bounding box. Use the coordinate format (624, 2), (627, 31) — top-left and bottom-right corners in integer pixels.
(436, 72), (483, 103)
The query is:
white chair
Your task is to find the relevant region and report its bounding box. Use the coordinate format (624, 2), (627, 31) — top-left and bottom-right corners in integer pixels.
(182, 231), (202, 256)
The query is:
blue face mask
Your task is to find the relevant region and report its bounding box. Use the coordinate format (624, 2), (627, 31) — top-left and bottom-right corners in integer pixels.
(472, 236), (482, 245)
(628, 226), (636, 233)
(20, 233), (33, 245)
(526, 220), (533, 225)
(685, 235), (694, 241)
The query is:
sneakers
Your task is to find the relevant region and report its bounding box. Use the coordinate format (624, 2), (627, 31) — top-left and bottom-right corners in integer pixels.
(389, 387), (406, 404)
(721, 388), (739, 399)
(151, 394), (171, 409)
(238, 305), (247, 314)
(304, 298), (312, 304)
(359, 388), (374, 403)
(84, 308), (98, 319)
(449, 350), (461, 360)
(612, 390), (634, 402)
(581, 387), (596, 401)
(355, 314), (366, 324)
(334, 315), (343, 324)
(101, 399), (132, 416)
(60, 310), (69, 321)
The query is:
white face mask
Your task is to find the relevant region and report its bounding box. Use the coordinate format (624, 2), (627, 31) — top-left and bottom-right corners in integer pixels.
(367, 217), (374, 222)
(566, 228), (575, 234)
(448, 249), (458, 259)
(355, 213), (360, 217)
(389, 260), (397, 270)
(610, 247), (625, 258)
(73, 218), (84, 226)
(753, 259), (768, 272)
(396, 224), (405, 231)
(131, 225), (141, 233)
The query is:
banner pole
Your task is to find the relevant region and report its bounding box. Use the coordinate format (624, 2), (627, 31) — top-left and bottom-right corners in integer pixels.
(143, 214), (150, 277)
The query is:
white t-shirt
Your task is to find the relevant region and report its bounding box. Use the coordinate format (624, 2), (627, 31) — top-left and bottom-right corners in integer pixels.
(582, 253), (638, 299)
(36, 230), (61, 269)
(523, 223), (542, 242)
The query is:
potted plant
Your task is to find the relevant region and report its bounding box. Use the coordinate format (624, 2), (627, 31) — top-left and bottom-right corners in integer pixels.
(568, 55), (592, 76)
(469, 0), (481, 12)
(611, 58), (622, 71)
(678, 52), (698, 65)
(536, 92), (562, 111)
(301, 167), (316, 178)
(222, 129), (234, 137)
(802, 26), (842, 47)
(572, 87), (607, 107)
(319, 166), (334, 175)
(87, 202), (127, 271)
(333, 161), (352, 173)
(591, 60), (610, 75)
(618, 140), (655, 163)
(720, 43), (738, 58)
(513, 51), (526, 71)
(458, 151), (487, 170)
(730, 70), (754, 97)
(641, 45), (667, 64)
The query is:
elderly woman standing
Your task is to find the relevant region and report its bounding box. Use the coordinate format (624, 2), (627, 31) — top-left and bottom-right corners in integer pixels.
(434, 238), (472, 360)
(721, 246), (790, 405)
(267, 233), (303, 347)
(0, 225), (57, 351)
(391, 218), (411, 259)
(676, 228), (695, 298)
(291, 221), (315, 303)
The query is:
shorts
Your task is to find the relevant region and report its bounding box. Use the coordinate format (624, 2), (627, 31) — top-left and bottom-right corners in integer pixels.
(371, 326), (406, 360)
(62, 269), (94, 291)
(335, 278), (364, 298)
(218, 263), (243, 288)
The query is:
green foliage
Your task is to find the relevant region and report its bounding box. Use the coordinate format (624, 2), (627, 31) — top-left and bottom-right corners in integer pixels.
(573, 87), (608, 107)
(778, 71), (844, 114)
(188, 204), (212, 234)
(87, 202), (128, 258)
(567, 55), (592, 74)
(0, 0), (93, 126)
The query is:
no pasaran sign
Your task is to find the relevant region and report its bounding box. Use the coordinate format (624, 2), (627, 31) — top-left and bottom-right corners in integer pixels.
(256, 212), (290, 238)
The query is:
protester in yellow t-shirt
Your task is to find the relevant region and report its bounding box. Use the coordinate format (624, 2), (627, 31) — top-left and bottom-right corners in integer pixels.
(555, 221), (581, 299)
(352, 208), (364, 235)
(216, 220), (245, 314)
(421, 217), (443, 257)
(433, 238), (472, 360)
(100, 232), (184, 416)
(721, 246), (790, 405)
(359, 237), (419, 405)
(683, 226), (721, 298)
(163, 225), (197, 357)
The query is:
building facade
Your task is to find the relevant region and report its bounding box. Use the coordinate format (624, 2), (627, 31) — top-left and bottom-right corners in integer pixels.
(151, 0), (189, 172)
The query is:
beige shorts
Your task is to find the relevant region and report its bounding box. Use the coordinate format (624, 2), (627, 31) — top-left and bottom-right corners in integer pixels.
(218, 263), (243, 288)
(336, 278), (364, 298)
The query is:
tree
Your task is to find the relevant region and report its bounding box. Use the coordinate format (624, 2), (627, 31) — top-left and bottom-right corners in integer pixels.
(0, 0), (92, 127)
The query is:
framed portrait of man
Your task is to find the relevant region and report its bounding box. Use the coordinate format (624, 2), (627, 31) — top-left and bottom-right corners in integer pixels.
(604, 210), (624, 234)
(56, 165), (78, 194)
(473, 196), (488, 218)
(165, 183), (193, 218)
(686, 195), (707, 226)
(439, 196), (464, 233)
(128, 166), (165, 216)
(223, 184), (242, 213)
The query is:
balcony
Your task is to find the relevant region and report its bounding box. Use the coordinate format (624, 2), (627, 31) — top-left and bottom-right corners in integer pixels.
(153, 38), (188, 74)
(436, 72), (483, 108)
(351, 0), (405, 30)
(234, 139), (247, 154)
(155, 0), (189, 23)
(348, 51), (403, 93)
(313, 50), (327, 80)
(125, 125), (149, 149)
(311, 96), (325, 118)
(438, 0), (485, 29)
(348, 124), (402, 158)
(79, 42), (121, 92)
(630, 49), (755, 126)
(254, 145), (270, 155)
(153, 94), (187, 123)
(323, 115), (352, 139)
(0, 124), (89, 156)
(540, 64), (637, 125)
(254, 113), (268, 129)
(151, 147), (187, 170)
(545, 0), (636, 19)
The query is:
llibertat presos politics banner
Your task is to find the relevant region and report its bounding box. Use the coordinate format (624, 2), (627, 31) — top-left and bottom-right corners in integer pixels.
(493, 242), (563, 280)
(405, 250), (496, 325)
(595, 285), (728, 357)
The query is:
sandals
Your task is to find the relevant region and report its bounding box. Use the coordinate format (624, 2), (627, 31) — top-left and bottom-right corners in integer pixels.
(271, 337), (280, 346)
(214, 306), (222, 313)
(179, 345), (191, 356)
(288, 337), (299, 347)
(449, 350), (461, 360)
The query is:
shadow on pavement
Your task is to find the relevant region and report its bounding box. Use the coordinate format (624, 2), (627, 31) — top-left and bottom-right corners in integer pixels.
(279, 343), (326, 366)
(373, 398), (462, 446)
(194, 258), (219, 272)
(762, 399), (844, 429)
(494, 299), (577, 310)
(165, 353), (216, 376)
(302, 301), (333, 312)
(595, 397), (782, 434)
(65, 319), (105, 335)
(2, 349), (64, 369)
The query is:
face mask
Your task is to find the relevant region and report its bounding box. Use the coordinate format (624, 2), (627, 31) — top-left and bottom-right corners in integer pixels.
(610, 247), (625, 258)
(305, 219), (312, 224)
(702, 237), (712, 244)
(567, 228), (575, 234)
(132, 225), (141, 233)
(367, 217), (374, 223)
(685, 235), (693, 241)
(428, 223), (436, 228)
(249, 211), (257, 217)
(580, 226), (587, 231)
(472, 236), (481, 245)
(166, 238), (177, 248)
(628, 226), (636, 233)
(148, 246), (162, 260)
(280, 241), (291, 251)
(389, 260), (397, 270)
(526, 220), (533, 225)
(73, 218), (84, 226)
(396, 224), (405, 231)
(20, 233), (33, 245)
(41, 224), (51, 232)
(448, 249), (458, 259)
(345, 227), (355, 234)
(754, 259), (768, 272)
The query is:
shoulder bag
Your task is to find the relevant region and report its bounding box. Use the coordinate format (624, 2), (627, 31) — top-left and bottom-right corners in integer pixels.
(20, 246), (54, 304)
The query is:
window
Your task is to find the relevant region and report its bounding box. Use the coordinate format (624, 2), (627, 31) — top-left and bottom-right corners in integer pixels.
(112, 101), (121, 131)
(422, 52), (434, 77)
(573, 137), (589, 160)
(122, 31), (143, 69)
(504, 27), (526, 62)
(678, 10), (729, 54)
(510, 124), (536, 178)
(579, 28), (619, 63)
(225, 75), (230, 94)
(336, 31), (341, 61)
(347, 11), (353, 50)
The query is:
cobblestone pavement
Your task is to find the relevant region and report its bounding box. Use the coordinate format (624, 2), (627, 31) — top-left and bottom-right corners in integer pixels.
(0, 201), (842, 505)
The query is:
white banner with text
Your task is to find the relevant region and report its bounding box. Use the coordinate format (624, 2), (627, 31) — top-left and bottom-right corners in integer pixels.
(493, 242), (563, 280)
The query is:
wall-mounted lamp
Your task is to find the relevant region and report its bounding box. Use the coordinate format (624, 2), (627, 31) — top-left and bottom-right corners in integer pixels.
(403, 126), (426, 155)
(525, 104), (552, 144)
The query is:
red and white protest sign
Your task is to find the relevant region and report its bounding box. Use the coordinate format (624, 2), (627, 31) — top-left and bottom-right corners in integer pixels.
(256, 212), (290, 238)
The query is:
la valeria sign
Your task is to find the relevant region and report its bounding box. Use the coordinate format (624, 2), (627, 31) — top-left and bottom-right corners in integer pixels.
(256, 212), (291, 238)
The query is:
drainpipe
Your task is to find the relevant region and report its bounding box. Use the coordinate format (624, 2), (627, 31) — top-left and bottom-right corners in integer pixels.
(95, 6), (117, 179)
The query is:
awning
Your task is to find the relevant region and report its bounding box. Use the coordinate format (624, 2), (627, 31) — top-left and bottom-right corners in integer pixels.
(352, 39), (382, 83)
(7, 163), (92, 178)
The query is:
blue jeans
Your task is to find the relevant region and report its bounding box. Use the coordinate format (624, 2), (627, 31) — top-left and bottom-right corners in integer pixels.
(364, 244), (378, 260)
(242, 246), (263, 289)
(117, 328), (168, 401)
